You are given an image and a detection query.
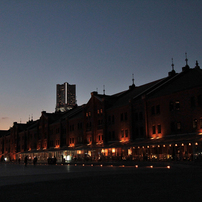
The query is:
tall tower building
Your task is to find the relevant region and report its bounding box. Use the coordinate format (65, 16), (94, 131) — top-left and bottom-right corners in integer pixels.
(55, 82), (76, 112)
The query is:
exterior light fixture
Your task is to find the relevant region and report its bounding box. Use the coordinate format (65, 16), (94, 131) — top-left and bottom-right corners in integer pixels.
(150, 165), (153, 168)
(135, 165), (138, 168)
(167, 166), (170, 169)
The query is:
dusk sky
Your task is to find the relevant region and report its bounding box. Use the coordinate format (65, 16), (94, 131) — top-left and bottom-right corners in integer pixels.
(1, 0), (202, 130)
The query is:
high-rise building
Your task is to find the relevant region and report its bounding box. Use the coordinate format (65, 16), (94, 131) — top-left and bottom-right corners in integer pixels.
(55, 82), (76, 112)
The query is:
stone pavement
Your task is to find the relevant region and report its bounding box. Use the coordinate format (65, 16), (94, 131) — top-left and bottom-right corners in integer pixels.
(0, 162), (202, 201)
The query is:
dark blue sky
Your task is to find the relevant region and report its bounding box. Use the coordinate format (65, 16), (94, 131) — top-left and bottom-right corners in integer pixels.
(1, 0), (202, 129)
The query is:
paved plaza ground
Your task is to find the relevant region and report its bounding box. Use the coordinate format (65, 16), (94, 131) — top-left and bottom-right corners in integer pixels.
(0, 162), (202, 202)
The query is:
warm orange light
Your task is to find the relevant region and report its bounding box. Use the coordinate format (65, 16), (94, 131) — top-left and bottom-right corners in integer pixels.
(77, 150), (81, 154)
(91, 164), (93, 166)
(167, 166), (170, 169)
(135, 165), (138, 168)
(100, 164), (103, 167)
(163, 145), (165, 147)
(147, 145), (149, 148)
(189, 143), (191, 146)
(182, 143), (184, 146)
(112, 148), (116, 153)
(82, 164), (85, 166)
(195, 142), (198, 145)
(75, 164), (77, 166)
(169, 144), (172, 147)
(175, 144), (177, 146)
(150, 165), (153, 168)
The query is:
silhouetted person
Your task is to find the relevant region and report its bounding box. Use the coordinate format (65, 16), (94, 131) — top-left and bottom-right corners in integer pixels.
(24, 156), (28, 166)
(33, 157), (37, 165)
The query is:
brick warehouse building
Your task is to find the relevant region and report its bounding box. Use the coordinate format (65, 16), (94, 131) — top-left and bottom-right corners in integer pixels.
(1, 60), (202, 163)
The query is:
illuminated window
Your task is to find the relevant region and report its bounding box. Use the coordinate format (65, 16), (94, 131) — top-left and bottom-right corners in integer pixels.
(100, 109), (103, 114)
(97, 109), (100, 114)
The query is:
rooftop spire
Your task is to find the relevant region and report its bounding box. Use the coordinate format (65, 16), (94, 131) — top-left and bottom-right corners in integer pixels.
(195, 60), (200, 69)
(185, 52), (188, 66)
(182, 52), (190, 72)
(103, 85), (105, 95)
(171, 58), (174, 71)
(132, 73), (134, 85)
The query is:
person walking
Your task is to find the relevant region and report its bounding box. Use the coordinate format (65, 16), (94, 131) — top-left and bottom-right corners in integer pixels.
(24, 156), (28, 166)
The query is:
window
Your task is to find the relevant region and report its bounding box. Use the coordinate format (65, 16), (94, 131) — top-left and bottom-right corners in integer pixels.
(200, 119), (202, 129)
(121, 130), (124, 138)
(193, 119), (197, 129)
(108, 116), (111, 124)
(108, 132), (111, 141)
(112, 115), (115, 124)
(177, 122), (181, 130)
(151, 106), (155, 115)
(120, 113), (123, 121)
(135, 113), (138, 121)
(169, 101), (174, 111)
(152, 126), (156, 134)
(157, 125), (161, 133)
(175, 101), (180, 110)
(156, 105), (160, 114)
(112, 131), (115, 140)
(125, 113), (128, 121)
(125, 130), (128, 137)
(198, 95), (202, 106)
(139, 112), (143, 120)
(191, 96), (195, 107)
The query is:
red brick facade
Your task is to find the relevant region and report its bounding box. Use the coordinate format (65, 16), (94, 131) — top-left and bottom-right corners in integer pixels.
(0, 64), (202, 162)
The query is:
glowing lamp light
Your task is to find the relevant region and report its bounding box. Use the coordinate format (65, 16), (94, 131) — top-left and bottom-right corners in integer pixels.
(182, 143), (184, 146)
(135, 165), (138, 168)
(189, 143), (191, 146)
(110, 165), (113, 167)
(82, 164), (85, 166)
(150, 165), (153, 168)
(163, 145), (165, 147)
(100, 164), (103, 167)
(75, 164), (77, 166)
(175, 144), (177, 147)
(167, 166), (170, 169)
(195, 142), (198, 146)
(91, 164), (93, 167)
